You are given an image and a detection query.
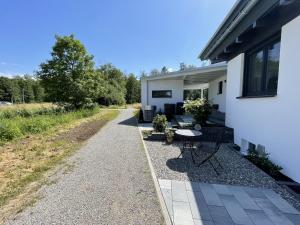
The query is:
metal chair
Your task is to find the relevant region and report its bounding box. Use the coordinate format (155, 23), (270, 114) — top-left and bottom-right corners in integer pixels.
(194, 130), (224, 175)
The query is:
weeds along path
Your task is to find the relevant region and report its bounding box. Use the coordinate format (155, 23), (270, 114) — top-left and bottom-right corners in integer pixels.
(5, 109), (163, 225)
(0, 109), (119, 223)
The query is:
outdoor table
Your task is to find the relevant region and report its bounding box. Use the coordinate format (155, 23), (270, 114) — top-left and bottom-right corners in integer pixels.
(175, 129), (202, 163)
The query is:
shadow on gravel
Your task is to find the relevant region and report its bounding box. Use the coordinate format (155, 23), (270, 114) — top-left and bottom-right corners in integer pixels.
(118, 116), (137, 127)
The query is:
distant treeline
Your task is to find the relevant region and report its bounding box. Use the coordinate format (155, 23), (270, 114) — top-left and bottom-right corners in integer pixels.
(0, 76), (44, 103)
(0, 36), (141, 106)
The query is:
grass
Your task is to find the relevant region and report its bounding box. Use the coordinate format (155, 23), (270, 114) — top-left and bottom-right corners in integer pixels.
(0, 107), (119, 222)
(0, 106), (101, 144)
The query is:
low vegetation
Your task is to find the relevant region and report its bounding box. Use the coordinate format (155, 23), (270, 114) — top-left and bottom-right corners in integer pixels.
(0, 105), (119, 221)
(152, 114), (168, 132)
(0, 106), (101, 144)
(245, 149), (282, 178)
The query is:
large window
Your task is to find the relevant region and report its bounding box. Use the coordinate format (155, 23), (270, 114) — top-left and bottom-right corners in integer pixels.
(184, 89), (202, 100)
(152, 90), (172, 98)
(243, 37), (280, 97)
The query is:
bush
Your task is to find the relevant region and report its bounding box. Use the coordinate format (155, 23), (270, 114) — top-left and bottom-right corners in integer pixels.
(152, 114), (168, 132)
(245, 149), (282, 177)
(0, 123), (22, 141)
(183, 99), (212, 125)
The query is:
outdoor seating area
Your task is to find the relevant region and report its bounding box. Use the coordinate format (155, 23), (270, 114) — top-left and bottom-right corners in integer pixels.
(141, 137), (300, 224)
(139, 101), (300, 224)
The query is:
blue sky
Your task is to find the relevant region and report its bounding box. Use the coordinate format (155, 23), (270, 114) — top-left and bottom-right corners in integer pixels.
(0, 0), (235, 77)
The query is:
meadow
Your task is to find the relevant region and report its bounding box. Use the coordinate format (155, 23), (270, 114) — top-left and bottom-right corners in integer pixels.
(0, 104), (101, 143)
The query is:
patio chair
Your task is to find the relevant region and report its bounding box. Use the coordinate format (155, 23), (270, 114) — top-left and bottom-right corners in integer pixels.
(194, 129), (224, 175)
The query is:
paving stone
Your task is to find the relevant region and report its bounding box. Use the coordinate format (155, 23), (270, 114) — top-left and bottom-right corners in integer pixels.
(229, 186), (260, 210)
(199, 183), (223, 206)
(186, 181), (201, 192)
(172, 180), (189, 202)
(208, 205), (235, 225)
(245, 209), (274, 225)
(161, 188), (173, 222)
(245, 188), (267, 199)
(219, 194), (254, 225)
(194, 219), (215, 225)
(255, 198), (294, 225)
(283, 213), (300, 225)
(173, 201), (194, 225)
(262, 189), (300, 214)
(159, 179), (171, 189)
(212, 184), (232, 195)
(187, 190), (212, 221)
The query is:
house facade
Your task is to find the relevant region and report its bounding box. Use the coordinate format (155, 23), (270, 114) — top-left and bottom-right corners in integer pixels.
(141, 63), (227, 113)
(200, 0), (300, 182)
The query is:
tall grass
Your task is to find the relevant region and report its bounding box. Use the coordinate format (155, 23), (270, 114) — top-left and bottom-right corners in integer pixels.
(0, 107), (100, 143)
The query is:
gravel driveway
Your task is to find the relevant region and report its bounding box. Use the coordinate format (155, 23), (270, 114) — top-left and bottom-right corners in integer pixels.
(7, 109), (164, 225)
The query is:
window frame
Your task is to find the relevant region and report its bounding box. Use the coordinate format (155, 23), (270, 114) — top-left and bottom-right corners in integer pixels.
(243, 34), (281, 97)
(152, 90), (172, 98)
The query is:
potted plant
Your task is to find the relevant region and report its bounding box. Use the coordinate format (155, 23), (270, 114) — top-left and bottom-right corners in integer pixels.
(165, 129), (174, 144)
(152, 114), (168, 132)
(183, 99), (212, 125)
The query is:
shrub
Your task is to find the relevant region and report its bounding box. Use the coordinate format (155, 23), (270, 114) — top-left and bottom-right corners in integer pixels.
(152, 114), (168, 132)
(183, 99), (212, 125)
(0, 123), (22, 141)
(245, 149), (282, 177)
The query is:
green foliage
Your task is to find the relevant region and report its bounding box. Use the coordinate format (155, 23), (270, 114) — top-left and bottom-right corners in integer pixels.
(0, 76), (44, 103)
(96, 64), (127, 106)
(125, 74), (140, 104)
(0, 107), (101, 143)
(183, 99), (212, 125)
(152, 114), (168, 132)
(165, 129), (174, 138)
(246, 149), (282, 177)
(37, 35), (96, 108)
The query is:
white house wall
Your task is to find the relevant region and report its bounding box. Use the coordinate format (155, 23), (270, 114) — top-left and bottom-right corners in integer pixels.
(208, 75), (227, 113)
(225, 15), (300, 182)
(141, 79), (184, 112)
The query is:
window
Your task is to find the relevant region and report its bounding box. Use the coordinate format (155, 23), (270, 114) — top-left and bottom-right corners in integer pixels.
(152, 90), (172, 98)
(184, 89), (202, 100)
(218, 81), (223, 95)
(243, 37), (280, 97)
(203, 88), (209, 100)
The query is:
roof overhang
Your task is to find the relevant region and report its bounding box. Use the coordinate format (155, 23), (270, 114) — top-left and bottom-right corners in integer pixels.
(199, 0), (300, 63)
(142, 63), (227, 85)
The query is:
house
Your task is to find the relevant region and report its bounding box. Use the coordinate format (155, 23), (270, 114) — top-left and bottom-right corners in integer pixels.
(200, 0), (300, 182)
(141, 63), (227, 113)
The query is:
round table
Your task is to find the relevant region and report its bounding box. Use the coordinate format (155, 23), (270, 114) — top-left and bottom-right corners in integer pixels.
(175, 129), (202, 163)
(175, 129), (202, 137)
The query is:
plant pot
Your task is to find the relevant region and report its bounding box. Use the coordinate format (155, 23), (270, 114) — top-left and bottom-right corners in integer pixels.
(166, 137), (173, 144)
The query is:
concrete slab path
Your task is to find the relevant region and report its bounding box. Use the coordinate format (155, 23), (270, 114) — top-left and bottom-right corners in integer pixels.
(7, 109), (163, 225)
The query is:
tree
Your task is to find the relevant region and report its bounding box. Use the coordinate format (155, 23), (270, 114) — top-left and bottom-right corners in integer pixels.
(125, 74), (140, 104)
(96, 64), (126, 105)
(37, 35), (96, 108)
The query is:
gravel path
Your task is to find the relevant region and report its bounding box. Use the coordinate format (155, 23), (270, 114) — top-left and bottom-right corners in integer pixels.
(7, 109), (164, 225)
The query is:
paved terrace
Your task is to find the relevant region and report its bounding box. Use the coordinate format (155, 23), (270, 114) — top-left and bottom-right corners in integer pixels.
(159, 179), (300, 225)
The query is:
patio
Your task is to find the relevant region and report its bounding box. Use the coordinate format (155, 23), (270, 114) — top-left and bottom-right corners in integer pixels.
(142, 137), (300, 225)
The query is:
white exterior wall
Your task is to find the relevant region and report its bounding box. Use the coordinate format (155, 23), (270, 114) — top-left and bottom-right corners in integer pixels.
(208, 75), (227, 113)
(225, 15), (300, 182)
(141, 79), (184, 112)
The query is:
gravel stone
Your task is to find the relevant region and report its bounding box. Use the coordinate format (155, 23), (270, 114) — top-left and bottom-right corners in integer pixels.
(144, 140), (300, 211)
(6, 109), (164, 225)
